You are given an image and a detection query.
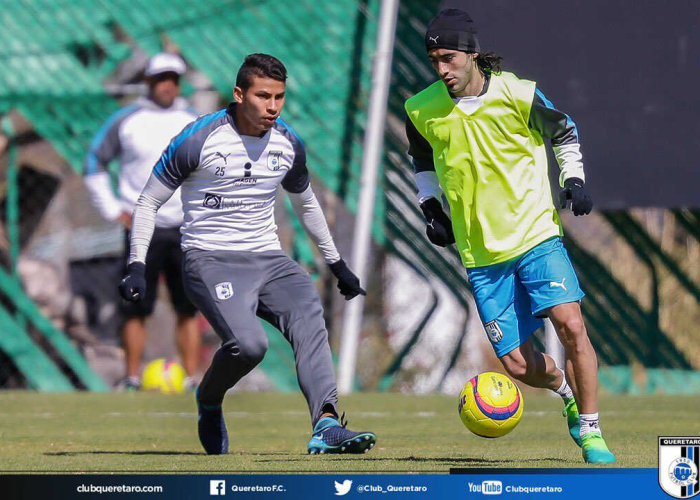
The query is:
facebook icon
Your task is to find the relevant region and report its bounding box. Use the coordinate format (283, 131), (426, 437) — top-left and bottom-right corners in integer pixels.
(210, 480), (226, 496)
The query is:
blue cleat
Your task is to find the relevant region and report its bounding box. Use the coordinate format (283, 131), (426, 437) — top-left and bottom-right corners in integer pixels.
(562, 398), (582, 447)
(196, 388), (228, 455)
(307, 413), (376, 455)
(581, 432), (616, 464)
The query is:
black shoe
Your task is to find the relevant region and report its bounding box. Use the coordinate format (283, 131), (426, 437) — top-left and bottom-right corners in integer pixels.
(117, 376), (141, 392)
(196, 388), (228, 455)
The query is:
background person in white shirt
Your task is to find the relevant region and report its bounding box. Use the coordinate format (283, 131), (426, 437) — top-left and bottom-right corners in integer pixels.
(84, 53), (201, 390)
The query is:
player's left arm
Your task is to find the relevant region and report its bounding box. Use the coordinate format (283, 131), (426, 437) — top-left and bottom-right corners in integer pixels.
(283, 141), (366, 301)
(529, 87), (592, 216)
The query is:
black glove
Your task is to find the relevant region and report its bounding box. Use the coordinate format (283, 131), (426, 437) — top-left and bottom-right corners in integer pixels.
(118, 262), (146, 302)
(329, 259), (366, 301)
(420, 197), (455, 247)
(559, 177), (593, 216)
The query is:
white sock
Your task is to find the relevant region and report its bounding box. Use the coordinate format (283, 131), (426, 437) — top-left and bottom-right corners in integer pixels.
(579, 412), (601, 437)
(555, 370), (574, 401)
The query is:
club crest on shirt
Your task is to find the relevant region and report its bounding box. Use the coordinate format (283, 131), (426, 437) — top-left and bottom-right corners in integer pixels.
(484, 320), (503, 343)
(267, 150), (283, 171)
(214, 282), (234, 300)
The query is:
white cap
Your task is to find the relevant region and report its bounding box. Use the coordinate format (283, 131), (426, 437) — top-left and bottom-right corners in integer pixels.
(144, 53), (186, 77)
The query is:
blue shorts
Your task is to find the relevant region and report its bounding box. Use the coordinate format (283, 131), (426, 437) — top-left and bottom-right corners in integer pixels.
(466, 237), (585, 358)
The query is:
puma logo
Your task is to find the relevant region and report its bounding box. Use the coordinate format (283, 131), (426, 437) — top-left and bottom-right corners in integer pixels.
(215, 152), (230, 165)
(428, 35), (439, 44)
(549, 278), (567, 291)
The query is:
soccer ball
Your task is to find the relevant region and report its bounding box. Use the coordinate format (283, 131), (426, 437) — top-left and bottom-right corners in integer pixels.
(458, 372), (523, 438)
(142, 359), (187, 395)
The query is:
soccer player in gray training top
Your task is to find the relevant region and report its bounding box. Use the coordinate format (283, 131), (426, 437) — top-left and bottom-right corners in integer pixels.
(119, 53), (377, 455)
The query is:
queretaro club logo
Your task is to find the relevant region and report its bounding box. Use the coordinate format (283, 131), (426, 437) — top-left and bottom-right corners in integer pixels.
(659, 436), (700, 498)
(268, 150), (283, 171)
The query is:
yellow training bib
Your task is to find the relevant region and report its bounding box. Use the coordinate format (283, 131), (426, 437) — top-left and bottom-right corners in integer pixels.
(405, 71), (562, 268)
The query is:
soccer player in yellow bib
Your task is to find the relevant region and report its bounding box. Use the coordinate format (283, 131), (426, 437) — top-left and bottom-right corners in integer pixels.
(405, 9), (614, 464)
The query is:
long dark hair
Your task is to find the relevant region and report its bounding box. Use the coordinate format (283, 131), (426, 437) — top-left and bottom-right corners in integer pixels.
(476, 51), (503, 75)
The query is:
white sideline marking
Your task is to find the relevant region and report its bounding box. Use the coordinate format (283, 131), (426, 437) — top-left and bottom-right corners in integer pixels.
(95, 410), (438, 418)
(0, 409), (693, 418)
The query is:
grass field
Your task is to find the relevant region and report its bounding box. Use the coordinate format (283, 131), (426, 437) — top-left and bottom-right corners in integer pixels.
(0, 391), (698, 472)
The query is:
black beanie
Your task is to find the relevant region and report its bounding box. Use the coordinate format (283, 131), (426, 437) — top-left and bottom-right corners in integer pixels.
(425, 9), (480, 53)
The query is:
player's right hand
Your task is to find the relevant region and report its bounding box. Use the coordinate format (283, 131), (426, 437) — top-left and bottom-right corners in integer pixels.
(118, 262), (146, 301)
(117, 211), (133, 230)
(420, 197), (455, 247)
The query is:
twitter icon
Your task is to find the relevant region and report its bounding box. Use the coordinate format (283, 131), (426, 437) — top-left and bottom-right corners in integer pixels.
(334, 480), (353, 496)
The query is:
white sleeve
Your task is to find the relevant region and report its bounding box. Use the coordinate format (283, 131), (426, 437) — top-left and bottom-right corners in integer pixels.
(553, 143), (586, 187)
(128, 173), (177, 264)
(414, 170), (444, 203)
(288, 184), (341, 265)
(83, 171), (123, 221)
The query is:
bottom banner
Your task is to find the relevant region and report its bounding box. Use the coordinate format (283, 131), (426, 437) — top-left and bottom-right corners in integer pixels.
(0, 469), (677, 499)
